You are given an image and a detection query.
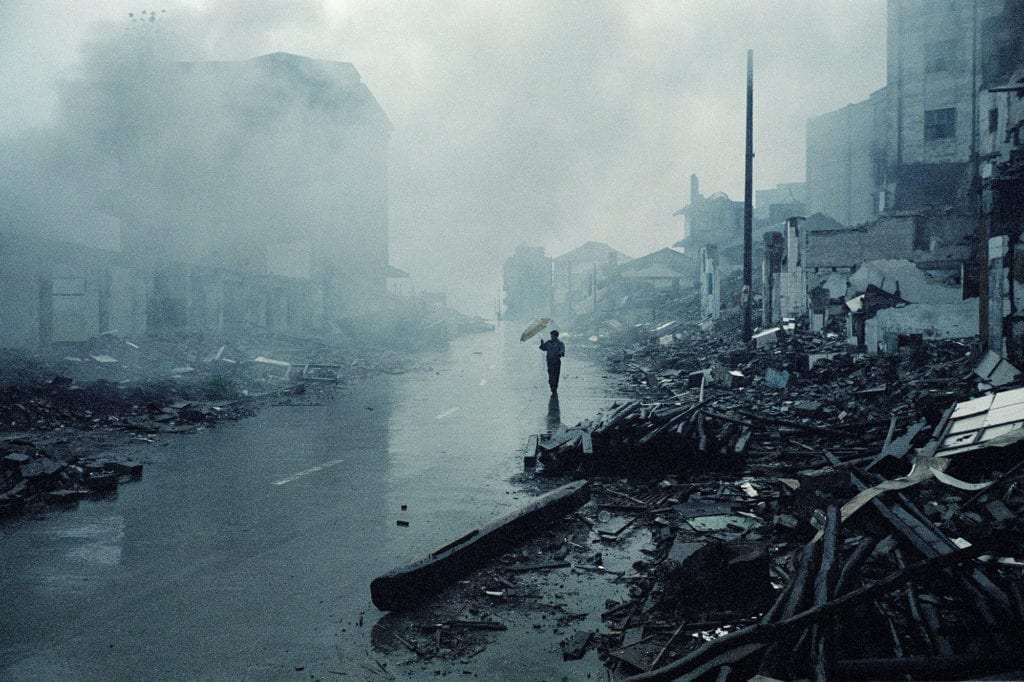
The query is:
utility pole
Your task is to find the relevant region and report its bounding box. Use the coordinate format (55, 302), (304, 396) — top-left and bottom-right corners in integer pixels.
(971, 0), (988, 348)
(742, 49), (754, 342)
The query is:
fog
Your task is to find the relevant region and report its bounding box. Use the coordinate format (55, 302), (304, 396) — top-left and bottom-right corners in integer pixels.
(0, 1), (886, 317)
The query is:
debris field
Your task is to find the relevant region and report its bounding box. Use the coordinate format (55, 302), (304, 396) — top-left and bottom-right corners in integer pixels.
(370, 322), (1024, 680)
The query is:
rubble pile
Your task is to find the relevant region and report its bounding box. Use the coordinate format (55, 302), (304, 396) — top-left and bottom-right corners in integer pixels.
(369, 456), (1024, 679)
(373, 322), (1024, 679)
(540, 329), (978, 478)
(530, 327), (1024, 679)
(0, 438), (142, 517)
(0, 328), (420, 519)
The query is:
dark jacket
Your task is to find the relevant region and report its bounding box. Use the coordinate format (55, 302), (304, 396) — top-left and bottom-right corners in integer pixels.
(539, 338), (565, 364)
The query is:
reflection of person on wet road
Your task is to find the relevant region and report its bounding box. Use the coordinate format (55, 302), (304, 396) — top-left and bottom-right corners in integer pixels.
(539, 330), (565, 394)
(546, 393), (561, 431)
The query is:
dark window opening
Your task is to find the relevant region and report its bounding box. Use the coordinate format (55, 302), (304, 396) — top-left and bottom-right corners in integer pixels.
(925, 107), (956, 140)
(989, 107), (999, 133)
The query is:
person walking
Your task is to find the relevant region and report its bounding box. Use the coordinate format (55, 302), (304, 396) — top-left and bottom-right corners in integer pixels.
(539, 330), (565, 393)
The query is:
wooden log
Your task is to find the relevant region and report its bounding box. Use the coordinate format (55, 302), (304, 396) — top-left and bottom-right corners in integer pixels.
(811, 506), (841, 682)
(834, 535), (879, 596)
(370, 480), (590, 611)
(894, 548), (938, 656)
(759, 541), (820, 678)
(581, 431), (593, 456)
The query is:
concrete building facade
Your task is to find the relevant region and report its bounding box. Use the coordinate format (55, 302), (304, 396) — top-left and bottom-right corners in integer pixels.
(806, 90), (887, 226)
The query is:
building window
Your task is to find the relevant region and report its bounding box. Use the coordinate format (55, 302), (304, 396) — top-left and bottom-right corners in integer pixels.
(989, 107), (999, 134)
(925, 40), (957, 73)
(924, 108), (956, 140)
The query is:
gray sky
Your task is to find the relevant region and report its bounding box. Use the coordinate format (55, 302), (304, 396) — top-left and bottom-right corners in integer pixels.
(1, 0), (887, 316)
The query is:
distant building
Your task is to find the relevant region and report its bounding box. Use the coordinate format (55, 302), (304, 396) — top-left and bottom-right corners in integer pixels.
(502, 245), (552, 321)
(0, 52), (393, 346)
(755, 182), (807, 223)
(806, 90), (887, 226)
(806, 0), (1007, 225)
(883, 0), (1004, 212)
(673, 175), (744, 247)
(552, 241), (631, 318)
(613, 248), (694, 297)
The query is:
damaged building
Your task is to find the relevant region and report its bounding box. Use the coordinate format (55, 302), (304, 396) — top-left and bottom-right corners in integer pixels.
(551, 241), (631, 320)
(795, 0), (1024, 359)
(0, 52), (393, 347)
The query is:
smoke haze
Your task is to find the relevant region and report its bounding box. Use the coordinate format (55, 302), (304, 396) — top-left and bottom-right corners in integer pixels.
(0, 0), (886, 315)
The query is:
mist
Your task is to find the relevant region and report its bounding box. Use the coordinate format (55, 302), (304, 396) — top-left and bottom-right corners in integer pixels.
(0, 0), (887, 317)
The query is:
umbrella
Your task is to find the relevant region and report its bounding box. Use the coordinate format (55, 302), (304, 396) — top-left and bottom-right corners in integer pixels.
(520, 317), (551, 342)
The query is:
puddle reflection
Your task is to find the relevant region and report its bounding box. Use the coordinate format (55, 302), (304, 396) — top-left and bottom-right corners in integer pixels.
(546, 393), (561, 432)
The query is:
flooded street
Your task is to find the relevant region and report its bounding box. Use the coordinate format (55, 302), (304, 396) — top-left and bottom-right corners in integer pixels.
(0, 324), (622, 680)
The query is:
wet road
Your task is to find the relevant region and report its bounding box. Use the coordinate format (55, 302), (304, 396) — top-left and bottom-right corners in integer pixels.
(0, 323), (622, 680)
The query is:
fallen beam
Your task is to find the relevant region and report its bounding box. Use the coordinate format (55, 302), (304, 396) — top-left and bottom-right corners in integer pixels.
(370, 480), (590, 611)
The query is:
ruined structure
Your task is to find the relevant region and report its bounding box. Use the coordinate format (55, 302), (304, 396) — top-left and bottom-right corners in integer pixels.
(551, 241), (631, 319)
(673, 175), (744, 248)
(798, 1), (1024, 358)
(1, 52), (392, 346)
(807, 1), (1006, 224)
(754, 181), (807, 224)
(699, 245), (720, 321)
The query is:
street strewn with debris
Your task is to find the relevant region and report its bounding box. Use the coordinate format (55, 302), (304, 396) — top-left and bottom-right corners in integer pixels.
(5, 1), (1024, 680)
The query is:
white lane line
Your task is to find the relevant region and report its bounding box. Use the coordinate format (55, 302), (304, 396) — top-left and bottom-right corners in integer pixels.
(272, 458), (345, 485)
(435, 407), (460, 420)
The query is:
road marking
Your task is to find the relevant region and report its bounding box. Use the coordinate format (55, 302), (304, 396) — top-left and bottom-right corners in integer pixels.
(272, 458), (345, 485)
(435, 407), (460, 419)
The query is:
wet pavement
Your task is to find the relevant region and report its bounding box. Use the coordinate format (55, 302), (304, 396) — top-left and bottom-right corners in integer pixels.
(0, 323), (623, 680)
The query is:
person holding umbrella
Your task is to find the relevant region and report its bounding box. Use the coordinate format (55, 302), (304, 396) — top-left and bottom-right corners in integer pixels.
(538, 330), (565, 394)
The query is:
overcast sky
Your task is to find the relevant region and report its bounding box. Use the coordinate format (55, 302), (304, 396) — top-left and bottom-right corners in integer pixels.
(1, 1), (887, 316)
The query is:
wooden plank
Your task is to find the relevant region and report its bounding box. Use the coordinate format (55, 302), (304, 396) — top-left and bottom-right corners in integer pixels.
(581, 431), (594, 456)
(370, 480), (590, 611)
(526, 434), (538, 456)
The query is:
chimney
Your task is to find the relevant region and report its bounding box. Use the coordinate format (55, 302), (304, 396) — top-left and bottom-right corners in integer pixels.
(690, 174), (700, 204)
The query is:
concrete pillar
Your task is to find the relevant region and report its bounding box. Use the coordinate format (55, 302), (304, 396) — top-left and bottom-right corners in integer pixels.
(780, 217), (806, 319)
(762, 231), (784, 326)
(700, 245), (720, 320)
(988, 235), (1010, 355)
